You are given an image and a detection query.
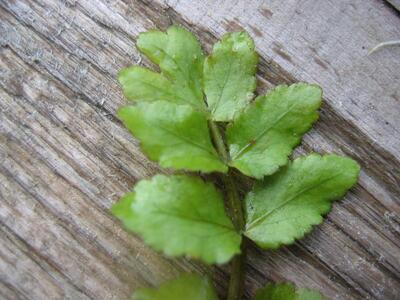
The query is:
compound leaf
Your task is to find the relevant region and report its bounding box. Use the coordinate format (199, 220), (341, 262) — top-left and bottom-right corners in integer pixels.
(204, 31), (258, 121)
(227, 83), (322, 179)
(137, 25), (205, 109)
(254, 282), (327, 300)
(245, 154), (360, 249)
(118, 101), (227, 173)
(132, 274), (219, 300)
(112, 175), (241, 264)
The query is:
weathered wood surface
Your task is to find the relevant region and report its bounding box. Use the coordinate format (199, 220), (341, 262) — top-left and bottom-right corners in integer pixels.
(0, 0), (399, 299)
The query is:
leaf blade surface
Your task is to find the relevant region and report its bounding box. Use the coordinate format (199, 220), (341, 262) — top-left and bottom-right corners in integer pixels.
(118, 101), (227, 173)
(137, 26), (205, 109)
(254, 282), (327, 300)
(227, 83), (322, 178)
(132, 274), (219, 300)
(204, 31), (258, 121)
(118, 66), (191, 105)
(112, 175), (241, 264)
(244, 154), (360, 249)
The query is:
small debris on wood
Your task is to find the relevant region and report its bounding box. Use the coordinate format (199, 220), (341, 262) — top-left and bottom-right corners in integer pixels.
(368, 40), (400, 55)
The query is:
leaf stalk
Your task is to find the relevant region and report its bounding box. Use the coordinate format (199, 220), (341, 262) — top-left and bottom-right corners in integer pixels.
(209, 121), (246, 300)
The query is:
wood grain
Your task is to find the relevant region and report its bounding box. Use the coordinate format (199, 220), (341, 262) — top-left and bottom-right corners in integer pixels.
(0, 0), (399, 299)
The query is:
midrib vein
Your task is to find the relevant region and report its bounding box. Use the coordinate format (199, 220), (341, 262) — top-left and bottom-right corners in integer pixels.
(152, 208), (234, 231)
(231, 102), (297, 160)
(246, 173), (342, 231)
(134, 79), (187, 103)
(157, 125), (218, 158)
(211, 59), (233, 114)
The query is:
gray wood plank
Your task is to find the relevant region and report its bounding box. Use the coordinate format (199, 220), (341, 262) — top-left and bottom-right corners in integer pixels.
(0, 0), (399, 299)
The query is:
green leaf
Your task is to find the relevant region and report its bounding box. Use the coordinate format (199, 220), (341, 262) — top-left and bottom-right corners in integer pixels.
(297, 289), (328, 300)
(118, 66), (193, 106)
(227, 83), (322, 178)
(244, 154), (360, 249)
(132, 274), (219, 300)
(112, 175), (241, 264)
(254, 282), (327, 300)
(118, 101), (227, 173)
(137, 25), (205, 109)
(204, 31), (258, 121)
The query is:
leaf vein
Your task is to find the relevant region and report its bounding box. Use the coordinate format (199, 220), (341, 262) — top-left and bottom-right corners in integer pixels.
(151, 208), (234, 231)
(211, 59), (234, 114)
(246, 172), (342, 231)
(232, 101), (298, 160)
(155, 125), (218, 158)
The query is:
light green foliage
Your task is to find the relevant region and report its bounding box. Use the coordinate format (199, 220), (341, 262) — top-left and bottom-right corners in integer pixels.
(297, 289), (328, 300)
(118, 67), (194, 106)
(136, 26), (205, 109)
(245, 154), (360, 249)
(112, 175), (241, 264)
(115, 26), (359, 298)
(227, 83), (322, 179)
(132, 274), (219, 300)
(254, 282), (327, 300)
(204, 31), (258, 121)
(118, 101), (227, 173)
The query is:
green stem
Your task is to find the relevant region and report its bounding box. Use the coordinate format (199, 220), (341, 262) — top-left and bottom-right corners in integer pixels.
(227, 240), (246, 300)
(209, 121), (246, 300)
(209, 121), (229, 162)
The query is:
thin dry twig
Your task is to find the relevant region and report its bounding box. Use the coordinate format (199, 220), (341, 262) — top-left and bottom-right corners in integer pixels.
(368, 40), (400, 55)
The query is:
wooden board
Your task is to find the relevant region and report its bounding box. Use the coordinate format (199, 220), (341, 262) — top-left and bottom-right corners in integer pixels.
(0, 0), (399, 299)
